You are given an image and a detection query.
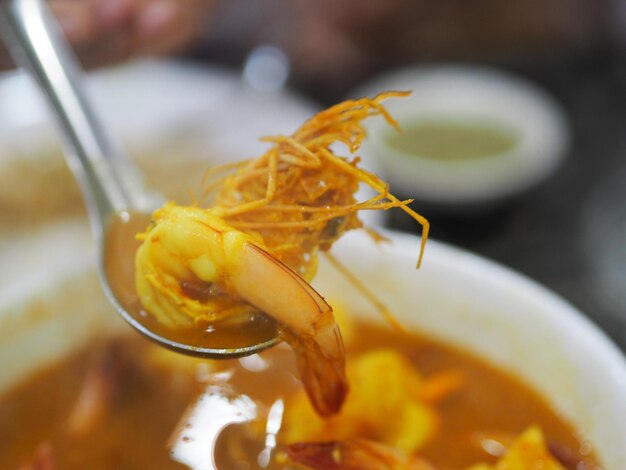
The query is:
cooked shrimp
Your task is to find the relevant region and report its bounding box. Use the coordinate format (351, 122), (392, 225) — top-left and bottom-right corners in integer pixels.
(135, 93), (427, 416)
(135, 203), (347, 415)
(283, 439), (436, 470)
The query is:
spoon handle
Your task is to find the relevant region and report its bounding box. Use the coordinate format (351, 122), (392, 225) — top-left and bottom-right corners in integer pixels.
(0, 0), (155, 235)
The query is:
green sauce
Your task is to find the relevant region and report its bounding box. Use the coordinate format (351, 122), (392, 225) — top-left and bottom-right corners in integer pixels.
(385, 120), (518, 161)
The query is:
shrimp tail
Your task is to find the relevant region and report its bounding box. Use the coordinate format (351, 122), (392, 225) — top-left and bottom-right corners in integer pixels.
(281, 315), (348, 417)
(284, 438), (436, 470)
(231, 243), (348, 416)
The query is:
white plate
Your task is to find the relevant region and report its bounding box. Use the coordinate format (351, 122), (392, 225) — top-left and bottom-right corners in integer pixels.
(0, 59), (316, 158)
(0, 58), (382, 228)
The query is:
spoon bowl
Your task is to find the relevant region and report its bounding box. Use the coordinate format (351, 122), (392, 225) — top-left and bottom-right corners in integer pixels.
(0, 0), (280, 358)
(102, 211), (280, 357)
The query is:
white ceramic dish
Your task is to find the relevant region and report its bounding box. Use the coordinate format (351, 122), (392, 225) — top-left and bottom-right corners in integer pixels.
(1, 225), (625, 468)
(354, 65), (570, 208)
(0, 58), (316, 159)
(0, 59), (317, 224)
(0, 59), (386, 229)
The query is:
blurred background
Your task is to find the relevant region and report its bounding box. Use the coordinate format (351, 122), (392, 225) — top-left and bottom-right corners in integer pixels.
(2, 0), (626, 350)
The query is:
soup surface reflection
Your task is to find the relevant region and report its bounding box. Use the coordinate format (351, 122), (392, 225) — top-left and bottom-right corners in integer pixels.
(0, 321), (599, 469)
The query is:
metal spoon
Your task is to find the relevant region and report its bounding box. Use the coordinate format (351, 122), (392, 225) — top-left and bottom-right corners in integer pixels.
(0, 0), (279, 358)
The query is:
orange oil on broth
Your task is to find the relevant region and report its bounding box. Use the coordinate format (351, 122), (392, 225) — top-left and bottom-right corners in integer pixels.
(0, 322), (600, 469)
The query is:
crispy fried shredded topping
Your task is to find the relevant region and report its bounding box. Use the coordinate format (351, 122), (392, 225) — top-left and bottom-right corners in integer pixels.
(202, 92), (429, 282)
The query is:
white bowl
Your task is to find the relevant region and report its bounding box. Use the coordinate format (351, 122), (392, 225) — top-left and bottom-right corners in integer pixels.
(0, 59), (318, 223)
(0, 59), (384, 229)
(1, 226), (625, 468)
(354, 65), (570, 208)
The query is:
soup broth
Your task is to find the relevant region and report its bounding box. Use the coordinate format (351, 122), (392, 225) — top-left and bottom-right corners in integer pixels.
(385, 120), (518, 161)
(0, 322), (599, 469)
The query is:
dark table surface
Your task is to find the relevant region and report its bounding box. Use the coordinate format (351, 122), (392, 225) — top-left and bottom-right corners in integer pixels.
(378, 51), (626, 353)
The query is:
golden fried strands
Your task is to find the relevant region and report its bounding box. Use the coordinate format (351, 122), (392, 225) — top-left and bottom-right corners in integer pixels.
(204, 92), (429, 281)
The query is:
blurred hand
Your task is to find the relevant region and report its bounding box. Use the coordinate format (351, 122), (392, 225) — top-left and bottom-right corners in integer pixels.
(227, 0), (607, 99)
(277, 0), (413, 94)
(1, 0), (216, 69)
